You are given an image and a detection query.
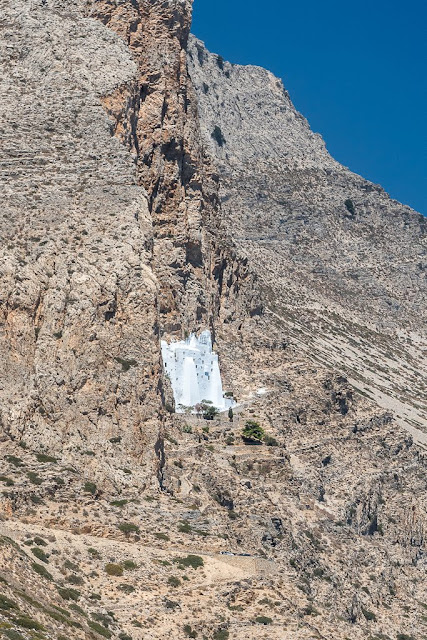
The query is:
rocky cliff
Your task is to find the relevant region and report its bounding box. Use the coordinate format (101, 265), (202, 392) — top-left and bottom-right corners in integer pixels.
(187, 37), (427, 439)
(0, 1), (426, 640)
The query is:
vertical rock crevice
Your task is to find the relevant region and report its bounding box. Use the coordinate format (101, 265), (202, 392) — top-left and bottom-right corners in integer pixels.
(94, 0), (259, 354)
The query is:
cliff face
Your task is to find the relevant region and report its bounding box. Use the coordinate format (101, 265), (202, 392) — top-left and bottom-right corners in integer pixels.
(188, 37), (427, 439)
(0, 0), (165, 484)
(0, 2), (426, 640)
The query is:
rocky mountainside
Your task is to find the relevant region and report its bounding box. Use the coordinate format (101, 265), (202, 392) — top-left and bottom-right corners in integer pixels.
(187, 37), (427, 440)
(0, 1), (426, 640)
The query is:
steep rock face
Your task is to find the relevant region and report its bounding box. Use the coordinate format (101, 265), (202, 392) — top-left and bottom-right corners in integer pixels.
(0, 0), (162, 481)
(188, 37), (427, 437)
(89, 0), (268, 403)
(91, 0), (231, 338)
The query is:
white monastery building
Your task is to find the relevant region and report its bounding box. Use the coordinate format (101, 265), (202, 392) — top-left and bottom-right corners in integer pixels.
(161, 330), (234, 413)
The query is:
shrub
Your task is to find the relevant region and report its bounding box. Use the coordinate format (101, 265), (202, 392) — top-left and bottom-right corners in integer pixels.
(69, 603), (85, 616)
(66, 574), (84, 585)
(88, 548), (101, 559)
(88, 621), (112, 638)
(213, 631), (229, 640)
(303, 604), (319, 616)
(167, 576), (181, 587)
(84, 482), (97, 495)
(51, 604), (70, 617)
(183, 624), (197, 638)
(264, 435), (279, 447)
(118, 634), (132, 640)
(203, 405), (218, 420)
(131, 620), (142, 628)
(117, 584), (135, 594)
(115, 357), (137, 372)
(2, 629), (25, 640)
(0, 594), (19, 610)
(14, 616), (44, 630)
(0, 476), (14, 486)
(4, 631), (25, 640)
(183, 425), (192, 433)
(32, 563), (52, 581)
(36, 453), (57, 463)
(254, 616), (273, 624)
(31, 547), (49, 563)
(173, 555), (204, 570)
(154, 532), (170, 541)
(92, 612), (114, 627)
(361, 607), (377, 621)
(178, 521), (192, 534)
(105, 564), (123, 577)
(33, 536), (47, 547)
(57, 587), (81, 601)
(110, 499), (128, 507)
(27, 471), (42, 485)
(5, 455), (24, 467)
(242, 421), (265, 442)
(118, 523), (140, 535)
(122, 560), (138, 571)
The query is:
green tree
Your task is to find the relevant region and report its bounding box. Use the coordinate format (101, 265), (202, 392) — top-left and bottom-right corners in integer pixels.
(202, 405), (218, 421)
(228, 407), (233, 422)
(242, 420), (265, 443)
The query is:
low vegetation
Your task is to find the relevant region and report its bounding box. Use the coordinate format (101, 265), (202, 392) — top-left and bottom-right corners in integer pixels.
(167, 576), (181, 587)
(118, 522), (140, 535)
(254, 616), (273, 625)
(31, 563), (52, 581)
(83, 482), (97, 495)
(105, 564), (124, 577)
(57, 587), (81, 601)
(173, 555), (204, 570)
(31, 547), (49, 563)
(242, 420), (265, 443)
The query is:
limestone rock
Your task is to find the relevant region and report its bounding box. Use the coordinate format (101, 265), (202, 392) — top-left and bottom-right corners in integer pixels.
(0, 1), (426, 640)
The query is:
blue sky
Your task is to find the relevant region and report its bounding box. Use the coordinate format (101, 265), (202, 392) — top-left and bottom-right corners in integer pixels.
(192, 0), (427, 216)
